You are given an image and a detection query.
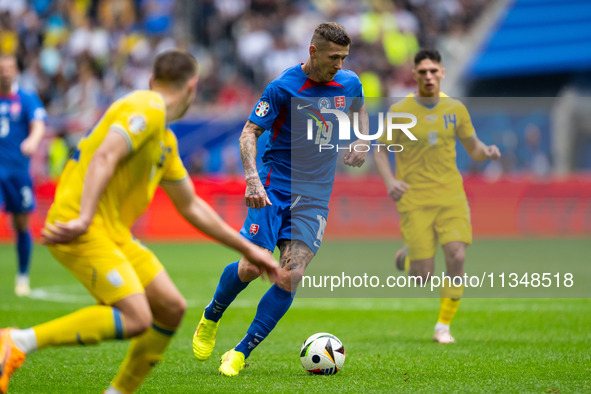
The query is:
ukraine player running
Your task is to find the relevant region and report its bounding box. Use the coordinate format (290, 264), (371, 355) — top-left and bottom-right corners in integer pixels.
(0, 49), (280, 394)
(374, 49), (501, 343)
(192, 22), (368, 376)
(0, 55), (47, 297)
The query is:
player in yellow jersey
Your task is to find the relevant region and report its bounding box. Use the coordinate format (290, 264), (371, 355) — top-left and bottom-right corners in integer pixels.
(374, 49), (500, 343)
(0, 49), (280, 394)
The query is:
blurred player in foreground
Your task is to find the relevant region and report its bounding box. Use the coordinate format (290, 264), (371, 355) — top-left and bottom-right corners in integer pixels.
(0, 49), (280, 394)
(0, 55), (46, 297)
(192, 22), (368, 376)
(374, 49), (500, 343)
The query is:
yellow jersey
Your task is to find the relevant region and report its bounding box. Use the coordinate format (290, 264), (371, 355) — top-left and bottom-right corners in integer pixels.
(47, 90), (188, 242)
(379, 93), (475, 212)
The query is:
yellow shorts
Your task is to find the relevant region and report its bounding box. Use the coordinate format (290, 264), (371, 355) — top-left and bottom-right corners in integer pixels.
(399, 200), (472, 261)
(48, 227), (164, 306)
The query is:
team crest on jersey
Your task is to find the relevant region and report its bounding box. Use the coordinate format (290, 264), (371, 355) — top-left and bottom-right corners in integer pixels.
(249, 224), (260, 237)
(334, 96), (345, 110)
(255, 101), (269, 117)
(425, 115), (438, 123)
(128, 114), (147, 134)
(10, 102), (21, 117)
(428, 131), (438, 145)
(106, 269), (124, 287)
(318, 97), (331, 110)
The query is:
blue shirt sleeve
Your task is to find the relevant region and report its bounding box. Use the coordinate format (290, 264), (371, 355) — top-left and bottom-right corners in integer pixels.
(22, 91), (47, 124)
(350, 74), (364, 110)
(248, 82), (284, 131)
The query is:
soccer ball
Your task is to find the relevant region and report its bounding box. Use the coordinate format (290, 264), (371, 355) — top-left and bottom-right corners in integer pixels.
(300, 332), (345, 375)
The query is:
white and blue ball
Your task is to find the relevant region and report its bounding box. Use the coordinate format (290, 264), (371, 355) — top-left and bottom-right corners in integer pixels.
(300, 333), (345, 375)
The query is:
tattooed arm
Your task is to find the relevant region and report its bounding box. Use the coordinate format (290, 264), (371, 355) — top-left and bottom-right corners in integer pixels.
(240, 120), (272, 209)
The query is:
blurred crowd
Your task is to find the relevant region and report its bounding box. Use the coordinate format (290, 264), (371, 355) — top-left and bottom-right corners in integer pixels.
(6, 0), (177, 139)
(5, 0), (489, 123)
(3, 0), (501, 178)
(191, 0), (490, 113)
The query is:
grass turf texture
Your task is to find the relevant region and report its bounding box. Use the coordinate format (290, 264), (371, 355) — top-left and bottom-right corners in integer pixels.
(1, 239), (590, 393)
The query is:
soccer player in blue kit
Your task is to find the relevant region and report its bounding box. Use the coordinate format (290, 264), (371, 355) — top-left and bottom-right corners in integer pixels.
(192, 22), (369, 376)
(0, 55), (46, 297)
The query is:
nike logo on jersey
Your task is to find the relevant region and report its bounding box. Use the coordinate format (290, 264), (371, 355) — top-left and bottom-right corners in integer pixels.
(297, 103), (312, 110)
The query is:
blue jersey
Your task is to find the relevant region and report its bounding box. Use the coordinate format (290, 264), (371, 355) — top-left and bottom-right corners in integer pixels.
(248, 64), (363, 201)
(0, 88), (47, 174)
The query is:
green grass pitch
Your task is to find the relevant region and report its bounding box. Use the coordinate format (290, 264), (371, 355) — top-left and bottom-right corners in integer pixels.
(1, 239), (590, 393)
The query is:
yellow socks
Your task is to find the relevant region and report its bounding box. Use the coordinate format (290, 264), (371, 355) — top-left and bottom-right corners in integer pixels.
(110, 320), (176, 394)
(34, 305), (124, 349)
(31, 307), (176, 393)
(437, 281), (464, 325)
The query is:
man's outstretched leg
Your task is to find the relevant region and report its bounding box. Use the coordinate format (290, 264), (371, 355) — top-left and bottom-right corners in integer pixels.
(193, 247), (271, 361)
(1, 239), (163, 393)
(0, 294), (151, 394)
(107, 271), (186, 394)
(219, 241), (312, 376)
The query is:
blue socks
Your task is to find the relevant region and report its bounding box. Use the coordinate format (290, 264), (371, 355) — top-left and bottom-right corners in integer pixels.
(235, 284), (294, 359)
(17, 231), (32, 275)
(205, 263), (296, 359)
(204, 262), (249, 322)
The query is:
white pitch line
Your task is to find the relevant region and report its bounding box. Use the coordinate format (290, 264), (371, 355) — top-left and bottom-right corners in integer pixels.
(28, 285), (92, 304)
(21, 286), (589, 313)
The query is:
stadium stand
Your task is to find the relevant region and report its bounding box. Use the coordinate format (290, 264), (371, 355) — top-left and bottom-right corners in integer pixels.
(1, 0), (590, 242)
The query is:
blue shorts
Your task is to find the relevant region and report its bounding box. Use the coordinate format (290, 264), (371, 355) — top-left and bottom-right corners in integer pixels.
(239, 187), (329, 254)
(0, 171), (35, 214)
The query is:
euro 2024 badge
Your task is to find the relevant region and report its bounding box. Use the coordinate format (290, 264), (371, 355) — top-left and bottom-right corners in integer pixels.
(255, 101), (269, 117)
(128, 114), (147, 134)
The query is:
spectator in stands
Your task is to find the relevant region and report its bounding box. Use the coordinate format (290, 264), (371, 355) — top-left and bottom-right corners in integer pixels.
(523, 123), (550, 177)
